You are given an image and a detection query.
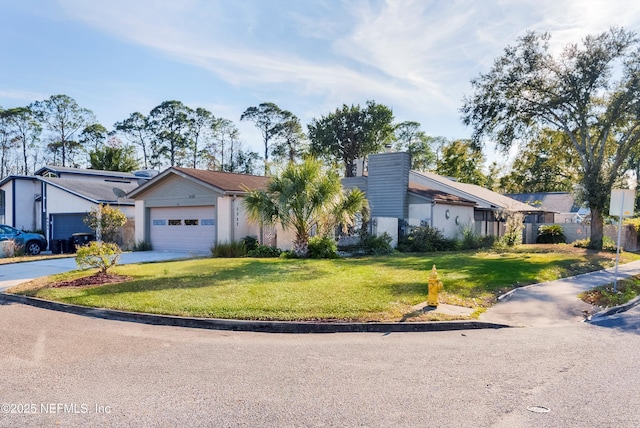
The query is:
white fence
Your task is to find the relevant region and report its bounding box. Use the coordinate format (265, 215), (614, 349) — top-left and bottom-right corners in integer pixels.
(525, 223), (638, 251)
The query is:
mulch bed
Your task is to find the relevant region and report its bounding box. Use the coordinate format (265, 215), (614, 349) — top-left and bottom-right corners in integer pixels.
(50, 272), (132, 288)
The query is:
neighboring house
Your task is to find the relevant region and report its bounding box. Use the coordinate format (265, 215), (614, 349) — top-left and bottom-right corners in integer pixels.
(0, 165), (149, 249)
(343, 151), (542, 241)
(127, 167), (295, 253)
(506, 192), (589, 224)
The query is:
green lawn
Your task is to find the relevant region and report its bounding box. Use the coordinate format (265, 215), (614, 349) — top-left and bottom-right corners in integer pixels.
(10, 247), (639, 322)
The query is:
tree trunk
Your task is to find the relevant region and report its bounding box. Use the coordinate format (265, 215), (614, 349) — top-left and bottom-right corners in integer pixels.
(293, 233), (309, 258)
(589, 206), (604, 250)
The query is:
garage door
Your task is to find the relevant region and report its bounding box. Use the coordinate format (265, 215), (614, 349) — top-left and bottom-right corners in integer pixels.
(150, 206), (216, 252)
(50, 213), (93, 240)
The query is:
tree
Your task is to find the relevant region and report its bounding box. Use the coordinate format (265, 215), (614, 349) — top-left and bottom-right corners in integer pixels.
(436, 139), (487, 185)
(271, 112), (307, 164)
(243, 158), (368, 257)
(393, 121), (436, 171)
(499, 129), (580, 194)
(461, 27), (640, 249)
(114, 112), (154, 169)
(187, 107), (214, 169)
(3, 107), (41, 175)
(89, 137), (139, 172)
(240, 102), (290, 174)
(31, 95), (96, 167)
(0, 108), (16, 178)
(84, 203), (128, 243)
(308, 101), (395, 177)
(148, 100), (192, 167)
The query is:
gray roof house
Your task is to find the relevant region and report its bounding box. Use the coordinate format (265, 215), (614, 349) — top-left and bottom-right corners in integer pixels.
(0, 166), (150, 250)
(507, 192), (589, 223)
(343, 151), (542, 240)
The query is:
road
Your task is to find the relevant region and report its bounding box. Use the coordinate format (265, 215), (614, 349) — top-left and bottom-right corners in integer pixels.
(1, 303), (639, 427)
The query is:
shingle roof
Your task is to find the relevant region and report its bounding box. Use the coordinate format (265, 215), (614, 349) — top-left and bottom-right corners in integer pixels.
(506, 192), (581, 213)
(35, 165), (139, 180)
(172, 167), (268, 193)
(43, 177), (138, 204)
(411, 171), (541, 212)
(408, 183), (476, 205)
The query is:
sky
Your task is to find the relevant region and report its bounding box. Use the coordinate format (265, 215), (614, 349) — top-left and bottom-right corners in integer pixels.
(1, 0), (640, 163)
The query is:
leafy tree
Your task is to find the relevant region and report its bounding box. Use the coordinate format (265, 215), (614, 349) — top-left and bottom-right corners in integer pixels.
(243, 158), (368, 257)
(0, 108), (16, 178)
(308, 101), (395, 177)
(240, 102), (291, 174)
(436, 139), (487, 185)
(31, 94), (97, 167)
(462, 27), (640, 249)
(84, 203), (128, 243)
(393, 121), (436, 171)
(89, 137), (139, 172)
(148, 100), (192, 167)
(3, 107), (41, 175)
(500, 129), (580, 193)
(75, 241), (122, 274)
(114, 112), (154, 169)
(187, 107), (214, 169)
(271, 111), (307, 164)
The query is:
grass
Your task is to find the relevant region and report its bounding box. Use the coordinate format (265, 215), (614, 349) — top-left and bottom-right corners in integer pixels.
(579, 276), (640, 308)
(9, 245), (640, 322)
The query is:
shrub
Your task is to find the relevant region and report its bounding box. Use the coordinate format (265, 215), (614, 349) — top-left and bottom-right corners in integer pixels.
(308, 236), (339, 259)
(459, 226), (495, 250)
(397, 226), (458, 253)
(496, 210), (524, 247)
(242, 236), (259, 252)
(360, 232), (394, 255)
(572, 236), (618, 252)
(133, 240), (153, 251)
(84, 204), (127, 243)
(536, 225), (567, 244)
(75, 241), (122, 274)
(247, 244), (282, 258)
(212, 241), (247, 258)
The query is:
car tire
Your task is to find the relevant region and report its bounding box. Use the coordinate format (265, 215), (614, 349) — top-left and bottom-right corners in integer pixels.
(26, 241), (42, 256)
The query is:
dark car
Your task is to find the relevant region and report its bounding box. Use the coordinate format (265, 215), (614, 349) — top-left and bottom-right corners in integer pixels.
(0, 225), (48, 255)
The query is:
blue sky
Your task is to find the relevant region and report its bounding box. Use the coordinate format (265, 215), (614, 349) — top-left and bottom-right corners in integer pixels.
(2, 0), (639, 160)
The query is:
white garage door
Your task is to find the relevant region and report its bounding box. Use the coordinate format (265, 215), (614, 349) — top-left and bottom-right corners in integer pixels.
(150, 206), (216, 252)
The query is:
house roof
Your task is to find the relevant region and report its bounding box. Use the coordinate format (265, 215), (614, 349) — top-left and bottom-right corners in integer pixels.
(408, 183), (476, 206)
(128, 167), (269, 198)
(410, 171), (541, 213)
(506, 192), (582, 213)
(42, 177), (138, 205)
(35, 165), (140, 180)
(173, 167), (268, 192)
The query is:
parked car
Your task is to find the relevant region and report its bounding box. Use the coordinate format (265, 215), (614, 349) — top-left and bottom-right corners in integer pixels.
(0, 225), (48, 255)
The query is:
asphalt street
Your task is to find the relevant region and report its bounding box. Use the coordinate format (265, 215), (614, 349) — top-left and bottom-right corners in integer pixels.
(1, 303), (639, 427)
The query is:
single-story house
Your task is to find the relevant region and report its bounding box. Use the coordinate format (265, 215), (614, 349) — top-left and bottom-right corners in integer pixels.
(127, 167), (295, 253)
(0, 165), (149, 249)
(342, 151), (543, 241)
(506, 192), (589, 224)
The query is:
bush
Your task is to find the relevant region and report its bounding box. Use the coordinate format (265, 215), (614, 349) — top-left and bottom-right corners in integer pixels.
(536, 225), (567, 244)
(212, 241), (247, 258)
(360, 232), (394, 255)
(133, 240), (153, 251)
(397, 226), (458, 253)
(247, 244), (281, 258)
(572, 236), (618, 252)
(75, 241), (122, 274)
(459, 226), (495, 250)
(308, 236), (339, 259)
(242, 236), (259, 252)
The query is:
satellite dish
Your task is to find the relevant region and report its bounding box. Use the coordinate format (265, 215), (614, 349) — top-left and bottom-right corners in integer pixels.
(113, 187), (127, 199)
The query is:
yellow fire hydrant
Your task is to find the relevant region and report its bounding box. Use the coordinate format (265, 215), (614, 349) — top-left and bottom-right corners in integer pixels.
(427, 264), (443, 307)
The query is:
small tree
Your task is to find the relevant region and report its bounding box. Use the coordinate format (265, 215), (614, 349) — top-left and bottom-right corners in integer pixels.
(496, 210), (524, 247)
(75, 241), (122, 274)
(84, 204), (127, 243)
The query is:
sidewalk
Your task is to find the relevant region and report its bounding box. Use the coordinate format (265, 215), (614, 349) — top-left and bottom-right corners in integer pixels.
(479, 259), (640, 327)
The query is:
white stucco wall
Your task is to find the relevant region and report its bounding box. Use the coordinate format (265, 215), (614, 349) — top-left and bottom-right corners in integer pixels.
(372, 217), (399, 247)
(408, 203), (432, 227)
(10, 180), (40, 230)
(432, 204), (475, 239)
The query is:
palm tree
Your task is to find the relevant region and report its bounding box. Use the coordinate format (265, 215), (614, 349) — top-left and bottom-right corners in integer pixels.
(244, 158), (368, 257)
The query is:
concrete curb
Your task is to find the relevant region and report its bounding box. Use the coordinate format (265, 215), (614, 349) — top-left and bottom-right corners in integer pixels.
(588, 295), (640, 321)
(0, 293), (511, 333)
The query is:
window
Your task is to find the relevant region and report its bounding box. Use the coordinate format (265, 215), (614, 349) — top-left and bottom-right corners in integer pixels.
(201, 219), (215, 226)
(168, 219), (182, 226)
(152, 219), (167, 226)
(184, 219), (198, 226)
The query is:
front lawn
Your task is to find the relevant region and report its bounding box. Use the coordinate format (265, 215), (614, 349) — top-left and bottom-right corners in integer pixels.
(9, 246), (639, 322)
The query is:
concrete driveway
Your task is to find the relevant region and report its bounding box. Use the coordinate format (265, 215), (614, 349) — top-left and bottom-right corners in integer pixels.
(0, 251), (201, 291)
